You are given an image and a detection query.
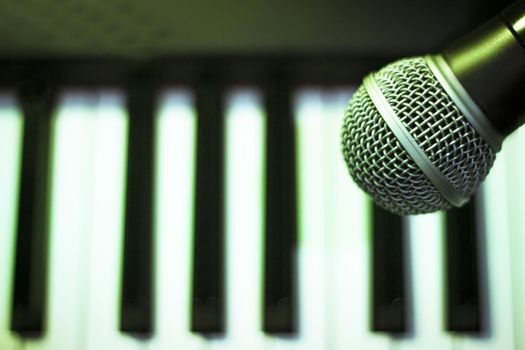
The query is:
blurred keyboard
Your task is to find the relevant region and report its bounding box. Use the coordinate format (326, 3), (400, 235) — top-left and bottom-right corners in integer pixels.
(0, 86), (524, 350)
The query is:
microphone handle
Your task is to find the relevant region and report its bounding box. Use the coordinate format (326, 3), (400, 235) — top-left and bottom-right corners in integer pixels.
(443, 0), (525, 138)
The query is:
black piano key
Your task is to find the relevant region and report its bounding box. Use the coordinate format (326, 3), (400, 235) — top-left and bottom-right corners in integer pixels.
(263, 83), (297, 334)
(371, 203), (407, 333)
(445, 195), (483, 333)
(11, 81), (55, 336)
(120, 81), (155, 335)
(191, 83), (225, 334)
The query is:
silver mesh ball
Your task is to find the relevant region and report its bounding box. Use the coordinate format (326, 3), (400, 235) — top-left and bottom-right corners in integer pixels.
(341, 56), (496, 215)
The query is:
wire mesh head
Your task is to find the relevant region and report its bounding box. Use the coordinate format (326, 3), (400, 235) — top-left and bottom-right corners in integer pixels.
(341, 56), (496, 215)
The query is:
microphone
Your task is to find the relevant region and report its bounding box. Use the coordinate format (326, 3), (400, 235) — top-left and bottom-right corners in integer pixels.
(341, 1), (525, 215)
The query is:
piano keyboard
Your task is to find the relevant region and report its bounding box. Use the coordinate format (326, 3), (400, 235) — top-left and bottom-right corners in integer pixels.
(0, 86), (524, 350)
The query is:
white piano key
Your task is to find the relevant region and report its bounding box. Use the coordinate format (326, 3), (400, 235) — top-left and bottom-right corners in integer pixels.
(83, 91), (147, 350)
(392, 212), (453, 350)
(507, 127), (525, 350)
(23, 92), (100, 350)
(0, 94), (24, 350)
(322, 89), (390, 350)
(454, 133), (517, 350)
(206, 89), (267, 350)
(145, 89), (206, 350)
(290, 88), (330, 350)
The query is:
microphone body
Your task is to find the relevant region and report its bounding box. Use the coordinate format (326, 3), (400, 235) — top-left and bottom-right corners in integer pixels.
(444, 1), (525, 137)
(341, 1), (525, 215)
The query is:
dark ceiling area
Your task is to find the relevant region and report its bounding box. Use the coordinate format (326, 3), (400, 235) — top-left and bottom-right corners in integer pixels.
(0, 0), (514, 59)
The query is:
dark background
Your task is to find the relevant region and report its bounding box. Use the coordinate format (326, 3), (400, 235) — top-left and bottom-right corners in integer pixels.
(0, 0), (514, 59)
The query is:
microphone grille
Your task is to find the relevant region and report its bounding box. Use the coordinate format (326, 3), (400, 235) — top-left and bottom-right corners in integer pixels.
(342, 57), (496, 215)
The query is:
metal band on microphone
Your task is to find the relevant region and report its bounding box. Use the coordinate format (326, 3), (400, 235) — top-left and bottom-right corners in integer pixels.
(363, 74), (468, 208)
(425, 54), (503, 152)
